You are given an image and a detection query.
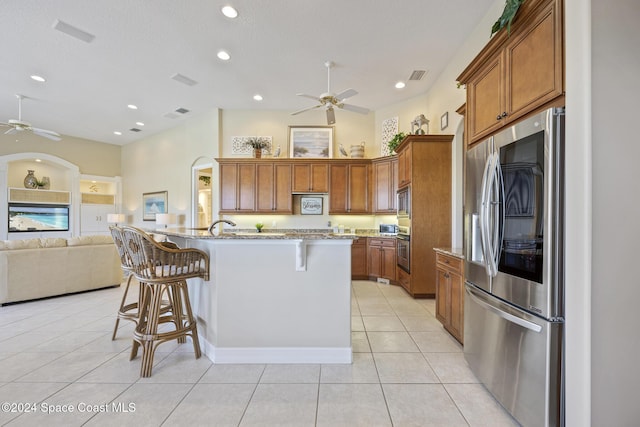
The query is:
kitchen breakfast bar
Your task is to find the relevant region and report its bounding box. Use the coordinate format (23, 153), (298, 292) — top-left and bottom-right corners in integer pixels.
(156, 229), (356, 364)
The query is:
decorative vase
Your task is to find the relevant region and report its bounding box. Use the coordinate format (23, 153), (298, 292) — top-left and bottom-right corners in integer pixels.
(24, 170), (38, 189)
(254, 148), (262, 159)
(350, 144), (365, 158)
(40, 176), (50, 190)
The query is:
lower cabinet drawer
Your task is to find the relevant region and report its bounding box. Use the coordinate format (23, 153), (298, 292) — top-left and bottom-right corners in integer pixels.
(436, 253), (463, 274)
(397, 268), (410, 292)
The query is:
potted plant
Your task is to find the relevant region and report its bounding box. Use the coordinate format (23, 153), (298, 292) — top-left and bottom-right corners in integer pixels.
(387, 132), (406, 155)
(245, 137), (269, 158)
(255, 222), (264, 233)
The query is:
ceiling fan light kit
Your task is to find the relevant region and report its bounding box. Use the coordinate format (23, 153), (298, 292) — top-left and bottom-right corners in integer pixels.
(1, 94), (61, 141)
(292, 61), (369, 125)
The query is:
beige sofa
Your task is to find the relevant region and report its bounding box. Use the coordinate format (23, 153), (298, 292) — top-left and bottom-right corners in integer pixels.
(0, 235), (122, 305)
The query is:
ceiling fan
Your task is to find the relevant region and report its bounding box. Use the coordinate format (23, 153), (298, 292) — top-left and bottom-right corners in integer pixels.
(292, 61), (369, 125)
(1, 94), (61, 141)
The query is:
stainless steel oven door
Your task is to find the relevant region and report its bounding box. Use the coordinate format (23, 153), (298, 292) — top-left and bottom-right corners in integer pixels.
(396, 234), (410, 273)
(396, 187), (410, 218)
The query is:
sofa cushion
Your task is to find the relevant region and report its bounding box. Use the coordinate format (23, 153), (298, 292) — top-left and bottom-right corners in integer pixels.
(39, 238), (68, 248)
(67, 235), (114, 246)
(0, 238), (41, 251)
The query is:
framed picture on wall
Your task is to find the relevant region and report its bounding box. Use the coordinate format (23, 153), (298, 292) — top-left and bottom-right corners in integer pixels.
(143, 191), (168, 221)
(289, 126), (334, 158)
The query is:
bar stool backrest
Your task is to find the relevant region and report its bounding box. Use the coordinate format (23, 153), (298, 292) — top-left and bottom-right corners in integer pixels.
(120, 226), (209, 283)
(110, 226), (134, 272)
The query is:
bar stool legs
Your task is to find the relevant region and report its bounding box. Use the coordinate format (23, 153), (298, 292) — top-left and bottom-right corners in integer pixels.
(112, 274), (138, 340)
(131, 280), (201, 377)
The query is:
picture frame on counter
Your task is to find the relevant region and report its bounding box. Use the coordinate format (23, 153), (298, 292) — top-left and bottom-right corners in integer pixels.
(289, 126), (334, 158)
(142, 191), (168, 221)
(300, 196), (323, 215)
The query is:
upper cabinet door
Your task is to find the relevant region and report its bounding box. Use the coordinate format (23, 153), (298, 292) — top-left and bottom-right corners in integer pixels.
(328, 162), (369, 214)
(292, 163), (329, 193)
(505, 0), (563, 119)
(467, 55), (505, 143)
(458, 0), (564, 148)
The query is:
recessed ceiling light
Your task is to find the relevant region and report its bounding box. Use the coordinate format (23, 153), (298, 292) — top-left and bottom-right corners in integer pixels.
(127, 104), (138, 110)
(136, 122), (145, 126)
(30, 75), (46, 82)
(35, 159), (42, 162)
(114, 131), (122, 135)
(217, 50), (231, 61)
(221, 6), (238, 18)
(395, 81), (406, 89)
(253, 94), (263, 101)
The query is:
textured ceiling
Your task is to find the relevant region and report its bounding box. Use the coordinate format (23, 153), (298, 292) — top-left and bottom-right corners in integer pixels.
(0, 0), (495, 145)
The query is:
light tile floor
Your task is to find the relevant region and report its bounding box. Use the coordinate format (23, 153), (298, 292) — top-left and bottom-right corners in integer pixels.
(0, 280), (519, 426)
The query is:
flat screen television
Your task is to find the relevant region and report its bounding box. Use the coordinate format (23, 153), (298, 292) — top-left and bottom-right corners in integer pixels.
(8, 203), (70, 232)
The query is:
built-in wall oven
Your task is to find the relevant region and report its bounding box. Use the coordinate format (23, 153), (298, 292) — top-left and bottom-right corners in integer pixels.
(397, 187), (410, 218)
(396, 225), (410, 273)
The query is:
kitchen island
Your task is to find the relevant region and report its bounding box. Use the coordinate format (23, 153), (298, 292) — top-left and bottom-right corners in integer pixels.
(155, 228), (356, 364)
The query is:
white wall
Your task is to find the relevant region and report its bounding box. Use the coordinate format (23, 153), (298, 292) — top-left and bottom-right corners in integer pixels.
(0, 132), (120, 177)
(373, 0), (506, 248)
(220, 109), (375, 158)
(589, 0), (640, 424)
(120, 109), (220, 228)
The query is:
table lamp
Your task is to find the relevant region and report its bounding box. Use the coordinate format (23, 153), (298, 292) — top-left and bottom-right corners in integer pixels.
(107, 213), (126, 226)
(156, 213), (176, 229)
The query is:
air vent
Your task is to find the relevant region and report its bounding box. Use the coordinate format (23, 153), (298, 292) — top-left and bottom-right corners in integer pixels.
(408, 70), (427, 81)
(163, 112), (180, 119)
(171, 73), (198, 86)
(129, 128), (142, 132)
(175, 107), (190, 114)
(52, 20), (95, 43)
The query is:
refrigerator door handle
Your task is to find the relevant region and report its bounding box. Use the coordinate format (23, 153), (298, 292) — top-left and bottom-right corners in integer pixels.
(489, 152), (503, 277)
(466, 285), (543, 333)
(479, 152), (493, 275)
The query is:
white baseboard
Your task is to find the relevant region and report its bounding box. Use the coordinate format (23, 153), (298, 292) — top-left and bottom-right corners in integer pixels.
(199, 334), (352, 364)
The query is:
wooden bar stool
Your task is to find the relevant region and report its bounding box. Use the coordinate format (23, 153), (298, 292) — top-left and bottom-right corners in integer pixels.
(109, 226), (176, 340)
(120, 226), (209, 377)
(109, 226), (140, 340)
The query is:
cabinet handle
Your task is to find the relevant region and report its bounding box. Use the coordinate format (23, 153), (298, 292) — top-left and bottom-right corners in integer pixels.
(496, 114), (502, 120)
(502, 112), (507, 118)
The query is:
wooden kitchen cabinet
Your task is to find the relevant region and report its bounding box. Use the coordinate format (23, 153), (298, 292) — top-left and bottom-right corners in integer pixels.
(394, 135), (453, 297)
(291, 162), (329, 193)
(256, 163), (292, 213)
(458, 0), (564, 146)
(397, 143), (411, 188)
(351, 237), (368, 280)
(219, 162), (256, 212)
(435, 251), (464, 343)
(329, 161), (370, 214)
(367, 238), (396, 282)
(372, 157), (398, 213)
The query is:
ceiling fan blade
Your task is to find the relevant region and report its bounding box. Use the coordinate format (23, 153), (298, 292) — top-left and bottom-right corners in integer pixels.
(326, 106), (336, 125)
(335, 88), (358, 101)
(31, 128), (62, 141)
(4, 127), (17, 135)
(296, 93), (322, 102)
(340, 103), (370, 115)
(291, 104), (323, 115)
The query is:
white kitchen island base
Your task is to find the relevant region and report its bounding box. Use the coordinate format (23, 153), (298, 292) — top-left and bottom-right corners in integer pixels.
(171, 235), (353, 364)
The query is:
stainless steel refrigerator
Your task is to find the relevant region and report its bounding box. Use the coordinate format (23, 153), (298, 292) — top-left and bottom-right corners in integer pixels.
(464, 107), (565, 427)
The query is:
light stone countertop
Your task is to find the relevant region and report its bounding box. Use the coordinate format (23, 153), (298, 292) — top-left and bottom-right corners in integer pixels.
(433, 247), (465, 259)
(152, 227), (366, 240)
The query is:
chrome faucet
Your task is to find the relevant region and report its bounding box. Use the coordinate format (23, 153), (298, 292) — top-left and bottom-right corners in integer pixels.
(208, 219), (237, 235)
